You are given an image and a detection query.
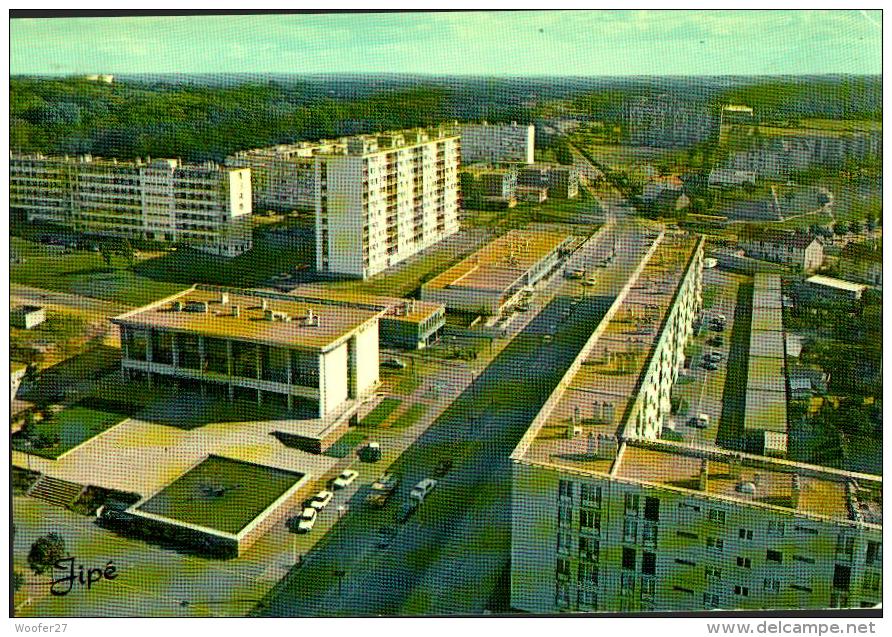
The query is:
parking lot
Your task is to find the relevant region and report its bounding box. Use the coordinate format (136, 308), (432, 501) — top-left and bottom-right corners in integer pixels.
(668, 267), (746, 447)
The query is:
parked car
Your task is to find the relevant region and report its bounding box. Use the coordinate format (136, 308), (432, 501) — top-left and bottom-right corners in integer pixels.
(309, 490), (334, 510)
(377, 525), (397, 548)
(333, 469), (359, 489)
(689, 413), (710, 429)
(296, 507), (317, 533)
(707, 336), (725, 347)
(381, 358), (407, 370)
(706, 351), (724, 363)
(701, 360), (719, 371)
(709, 323), (725, 333)
(360, 441), (382, 462)
(433, 458), (453, 477)
(366, 472), (400, 508)
(409, 478), (438, 502)
(582, 276), (597, 287)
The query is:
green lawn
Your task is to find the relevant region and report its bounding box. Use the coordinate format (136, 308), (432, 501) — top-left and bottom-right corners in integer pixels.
(13, 404), (129, 459)
(136, 455), (303, 535)
(359, 397), (403, 427)
(10, 238), (185, 306)
(390, 403), (428, 430)
(323, 429), (368, 459)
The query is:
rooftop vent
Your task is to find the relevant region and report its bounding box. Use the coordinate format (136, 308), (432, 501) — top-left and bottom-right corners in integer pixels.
(219, 292), (229, 305)
(171, 301), (183, 312)
(304, 309), (319, 327)
(231, 305), (240, 318)
(261, 299), (269, 311)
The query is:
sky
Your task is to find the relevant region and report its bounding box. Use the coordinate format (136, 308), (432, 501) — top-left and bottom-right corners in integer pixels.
(9, 10), (883, 77)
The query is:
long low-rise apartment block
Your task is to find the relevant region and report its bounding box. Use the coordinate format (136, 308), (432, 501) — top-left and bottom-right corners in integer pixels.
(510, 233), (882, 613)
(10, 154), (253, 256)
(421, 229), (574, 315)
(111, 286), (381, 425)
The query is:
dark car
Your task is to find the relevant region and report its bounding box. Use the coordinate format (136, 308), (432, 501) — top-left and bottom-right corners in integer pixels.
(701, 360), (719, 371)
(707, 337), (725, 347)
(434, 458), (453, 477)
(398, 500), (418, 523)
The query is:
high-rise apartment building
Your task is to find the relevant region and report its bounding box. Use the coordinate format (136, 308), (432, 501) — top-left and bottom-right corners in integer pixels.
(627, 97), (719, 148)
(10, 154), (252, 256)
(315, 127), (461, 279)
(510, 233), (882, 613)
(460, 121), (535, 165)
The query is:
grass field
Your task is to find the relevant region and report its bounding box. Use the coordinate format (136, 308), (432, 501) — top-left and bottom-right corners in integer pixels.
(10, 238), (185, 306)
(136, 455), (303, 535)
(390, 403), (428, 430)
(13, 403), (129, 459)
(360, 397), (403, 427)
(323, 430), (368, 458)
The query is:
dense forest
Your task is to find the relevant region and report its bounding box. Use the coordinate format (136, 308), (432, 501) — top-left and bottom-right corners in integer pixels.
(10, 74), (880, 161)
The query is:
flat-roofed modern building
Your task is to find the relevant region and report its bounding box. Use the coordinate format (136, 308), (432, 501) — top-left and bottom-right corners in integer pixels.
(460, 121), (535, 165)
(315, 127), (461, 279)
(805, 275), (867, 301)
(509, 235), (882, 613)
(10, 154), (253, 257)
(421, 229), (573, 315)
(110, 286), (382, 420)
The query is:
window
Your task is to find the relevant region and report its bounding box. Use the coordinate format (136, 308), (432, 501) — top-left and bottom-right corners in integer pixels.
(835, 535), (855, 562)
(676, 558), (696, 566)
(705, 566), (723, 582)
(795, 525), (818, 535)
(642, 552), (657, 576)
(578, 562), (598, 587)
(640, 576), (656, 600)
(644, 496), (660, 522)
(556, 532), (572, 554)
(580, 483), (601, 507)
(862, 570), (881, 593)
(767, 520), (785, 537)
(706, 537), (724, 551)
(734, 585), (749, 597)
(766, 550), (783, 563)
(559, 479), (574, 500)
(763, 578), (781, 594)
(621, 572), (635, 595)
(793, 555), (815, 564)
(677, 530), (698, 540)
(555, 582), (570, 609)
(577, 588), (597, 610)
(642, 521), (658, 547)
(623, 518), (638, 544)
(556, 558), (570, 579)
(703, 593), (720, 609)
(625, 493), (640, 516)
(739, 528), (753, 541)
(866, 541), (881, 567)
(708, 509), (726, 525)
(579, 508), (600, 532)
(736, 557), (752, 569)
(558, 506), (573, 528)
(579, 536), (599, 562)
(622, 547), (636, 571)
(790, 584), (813, 593)
(833, 565), (851, 592)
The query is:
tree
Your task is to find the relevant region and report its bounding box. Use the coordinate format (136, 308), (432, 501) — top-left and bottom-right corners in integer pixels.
(118, 238), (136, 267)
(12, 570), (25, 593)
(20, 411), (37, 440)
(849, 219), (862, 234)
(27, 532), (66, 575)
(99, 241), (114, 267)
(833, 221), (849, 236)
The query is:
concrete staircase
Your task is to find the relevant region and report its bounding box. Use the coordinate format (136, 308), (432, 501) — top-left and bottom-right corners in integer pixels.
(28, 475), (85, 509)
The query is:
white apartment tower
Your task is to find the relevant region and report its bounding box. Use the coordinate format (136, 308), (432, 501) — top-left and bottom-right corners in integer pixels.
(460, 121), (535, 165)
(315, 128), (461, 279)
(10, 154), (252, 257)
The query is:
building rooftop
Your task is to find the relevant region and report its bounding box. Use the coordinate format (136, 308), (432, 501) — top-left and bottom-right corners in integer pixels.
(112, 286), (383, 352)
(423, 229), (571, 294)
(515, 233), (700, 470)
(287, 285), (443, 325)
(805, 275), (868, 294)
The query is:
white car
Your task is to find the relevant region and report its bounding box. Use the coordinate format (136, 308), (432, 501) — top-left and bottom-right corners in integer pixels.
(410, 478), (439, 502)
(309, 490), (334, 510)
(333, 469), (359, 489)
(297, 507), (317, 533)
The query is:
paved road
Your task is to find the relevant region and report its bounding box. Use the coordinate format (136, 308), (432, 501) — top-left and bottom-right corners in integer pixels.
(255, 223), (655, 617)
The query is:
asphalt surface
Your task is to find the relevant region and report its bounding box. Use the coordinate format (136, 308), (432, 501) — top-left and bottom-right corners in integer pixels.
(255, 221), (654, 617)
